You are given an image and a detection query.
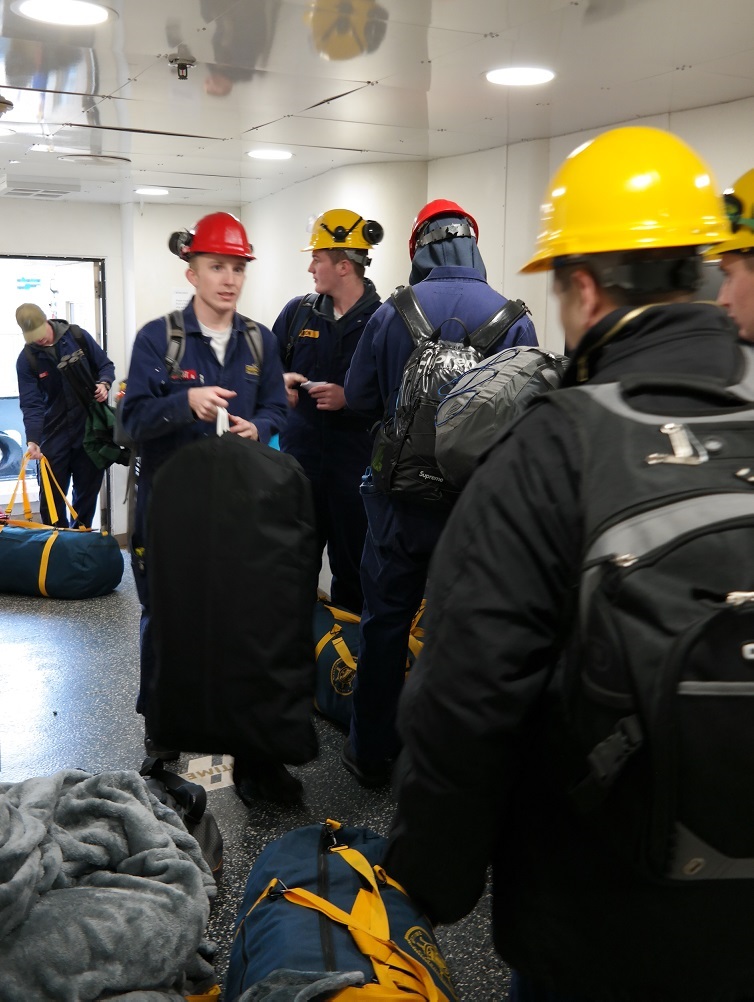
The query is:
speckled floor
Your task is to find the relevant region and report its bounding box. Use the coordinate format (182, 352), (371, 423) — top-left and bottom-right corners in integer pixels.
(0, 558), (511, 1000)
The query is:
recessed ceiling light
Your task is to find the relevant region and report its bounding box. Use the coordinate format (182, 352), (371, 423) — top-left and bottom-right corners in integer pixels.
(486, 67), (555, 87)
(135, 187), (169, 196)
(247, 149), (293, 161)
(12, 0), (112, 26)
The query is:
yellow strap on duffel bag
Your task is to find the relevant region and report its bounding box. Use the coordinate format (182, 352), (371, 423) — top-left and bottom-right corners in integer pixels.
(247, 843), (451, 1002)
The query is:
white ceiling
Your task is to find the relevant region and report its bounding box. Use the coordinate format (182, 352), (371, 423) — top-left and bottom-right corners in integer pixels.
(0, 0), (752, 206)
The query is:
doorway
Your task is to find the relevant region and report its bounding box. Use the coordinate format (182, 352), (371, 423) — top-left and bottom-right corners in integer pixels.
(0, 255), (107, 525)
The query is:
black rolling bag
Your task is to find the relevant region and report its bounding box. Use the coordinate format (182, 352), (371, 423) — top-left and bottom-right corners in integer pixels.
(145, 433), (320, 765)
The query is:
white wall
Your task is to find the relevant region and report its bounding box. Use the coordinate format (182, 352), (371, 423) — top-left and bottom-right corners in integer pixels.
(243, 161), (428, 328)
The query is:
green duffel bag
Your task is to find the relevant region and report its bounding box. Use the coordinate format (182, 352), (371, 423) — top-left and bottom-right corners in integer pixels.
(313, 599), (425, 730)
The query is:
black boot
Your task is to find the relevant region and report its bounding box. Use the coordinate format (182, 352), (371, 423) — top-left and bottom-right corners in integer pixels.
(233, 759), (304, 806)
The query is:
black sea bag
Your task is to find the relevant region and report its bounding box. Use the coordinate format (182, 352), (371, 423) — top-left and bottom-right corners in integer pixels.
(145, 433), (319, 765)
(225, 820), (457, 1002)
(552, 359), (754, 881)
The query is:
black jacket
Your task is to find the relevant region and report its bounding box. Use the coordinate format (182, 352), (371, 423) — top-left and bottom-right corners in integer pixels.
(385, 302), (754, 1002)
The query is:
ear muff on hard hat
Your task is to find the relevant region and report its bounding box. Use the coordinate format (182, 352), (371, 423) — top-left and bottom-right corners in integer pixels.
(704, 168), (754, 258)
(409, 199), (479, 260)
(303, 209), (383, 264)
(168, 212), (255, 261)
(520, 126), (727, 274)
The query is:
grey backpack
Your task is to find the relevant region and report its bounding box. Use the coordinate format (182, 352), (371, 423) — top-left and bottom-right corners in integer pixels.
(435, 345), (567, 488)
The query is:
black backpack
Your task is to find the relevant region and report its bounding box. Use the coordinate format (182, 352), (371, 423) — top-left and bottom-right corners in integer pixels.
(370, 285), (530, 506)
(549, 354), (754, 881)
(139, 756), (224, 881)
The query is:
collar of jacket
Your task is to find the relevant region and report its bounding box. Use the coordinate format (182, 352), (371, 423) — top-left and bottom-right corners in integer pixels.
(313, 277), (380, 323)
(562, 301), (739, 387)
(418, 265), (488, 284)
(181, 298), (247, 336)
(47, 318), (71, 346)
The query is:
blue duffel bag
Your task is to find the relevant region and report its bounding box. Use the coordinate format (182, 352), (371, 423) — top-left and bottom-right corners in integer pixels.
(313, 600), (425, 730)
(0, 456), (123, 599)
(225, 820), (457, 1002)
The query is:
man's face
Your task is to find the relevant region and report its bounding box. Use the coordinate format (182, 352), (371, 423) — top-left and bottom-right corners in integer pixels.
(32, 324), (54, 347)
(308, 250), (343, 296)
(187, 254), (246, 315)
(717, 253), (754, 342)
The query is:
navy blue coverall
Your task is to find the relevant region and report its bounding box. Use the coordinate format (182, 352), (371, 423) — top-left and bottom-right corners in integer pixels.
(122, 299), (288, 714)
(16, 321), (116, 528)
(273, 279), (381, 612)
(344, 265), (538, 765)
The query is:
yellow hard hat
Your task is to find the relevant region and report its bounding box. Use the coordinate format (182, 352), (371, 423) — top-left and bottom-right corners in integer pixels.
(520, 126), (727, 274)
(705, 168), (754, 257)
(303, 208), (384, 256)
(305, 0), (388, 61)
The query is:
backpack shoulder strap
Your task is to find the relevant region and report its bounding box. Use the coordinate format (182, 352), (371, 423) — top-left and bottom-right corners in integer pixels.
(468, 299), (531, 356)
(390, 285), (435, 346)
(165, 309), (265, 372)
(284, 293), (317, 368)
(164, 310), (185, 376)
(237, 313), (264, 368)
(24, 343), (39, 376)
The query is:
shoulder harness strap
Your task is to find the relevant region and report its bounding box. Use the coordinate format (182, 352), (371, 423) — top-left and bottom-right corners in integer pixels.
(390, 285), (435, 346)
(164, 309), (264, 374)
(467, 299), (530, 355)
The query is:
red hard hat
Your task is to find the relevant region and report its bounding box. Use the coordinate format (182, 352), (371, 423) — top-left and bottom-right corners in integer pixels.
(184, 212), (255, 260)
(409, 199), (479, 259)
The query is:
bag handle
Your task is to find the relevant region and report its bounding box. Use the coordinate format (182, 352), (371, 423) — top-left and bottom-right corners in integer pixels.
(3, 453), (80, 529)
(245, 846), (449, 1002)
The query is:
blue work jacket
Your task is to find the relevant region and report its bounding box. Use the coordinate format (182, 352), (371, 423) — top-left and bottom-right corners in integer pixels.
(16, 321), (116, 450)
(122, 299), (287, 487)
(272, 280), (381, 478)
(345, 267), (538, 421)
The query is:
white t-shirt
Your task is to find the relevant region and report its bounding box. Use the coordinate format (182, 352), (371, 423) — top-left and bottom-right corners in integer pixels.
(200, 320), (232, 365)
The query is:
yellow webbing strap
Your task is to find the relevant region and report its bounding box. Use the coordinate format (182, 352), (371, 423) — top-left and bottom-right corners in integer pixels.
(314, 607), (359, 668)
(37, 530), (58, 596)
(4, 452), (34, 522)
(185, 986), (221, 1001)
(38, 455), (80, 527)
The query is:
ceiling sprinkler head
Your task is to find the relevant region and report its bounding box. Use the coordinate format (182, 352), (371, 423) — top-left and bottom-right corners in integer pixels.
(168, 45), (196, 81)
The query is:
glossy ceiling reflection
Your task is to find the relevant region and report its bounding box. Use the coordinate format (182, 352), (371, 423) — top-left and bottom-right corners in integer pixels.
(0, 0), (752, 206)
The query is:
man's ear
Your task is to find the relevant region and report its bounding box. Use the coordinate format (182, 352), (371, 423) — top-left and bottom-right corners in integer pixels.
(569, 267), (609, 327)
(186, 265), (199, 289)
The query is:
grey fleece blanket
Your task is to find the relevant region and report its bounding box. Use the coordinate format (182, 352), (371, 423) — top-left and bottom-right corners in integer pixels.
(0, 769), (217, 1001)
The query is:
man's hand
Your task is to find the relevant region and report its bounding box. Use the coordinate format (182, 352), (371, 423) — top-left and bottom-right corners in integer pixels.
(94, 382), (109, 403)
(283, 371), (307, 408)
(26, 442), (41, 460)
(228, 415), (259, 440)
(307, 382), (346, 411)
(187, 386), (237, 421)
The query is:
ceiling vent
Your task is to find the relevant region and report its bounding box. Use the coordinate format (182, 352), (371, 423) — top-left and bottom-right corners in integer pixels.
(0, 175), (81, 199)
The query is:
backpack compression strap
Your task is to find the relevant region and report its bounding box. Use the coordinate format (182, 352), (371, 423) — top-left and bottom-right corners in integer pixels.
(390, 286), (435, 346)
(164, 309), (265, 376)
